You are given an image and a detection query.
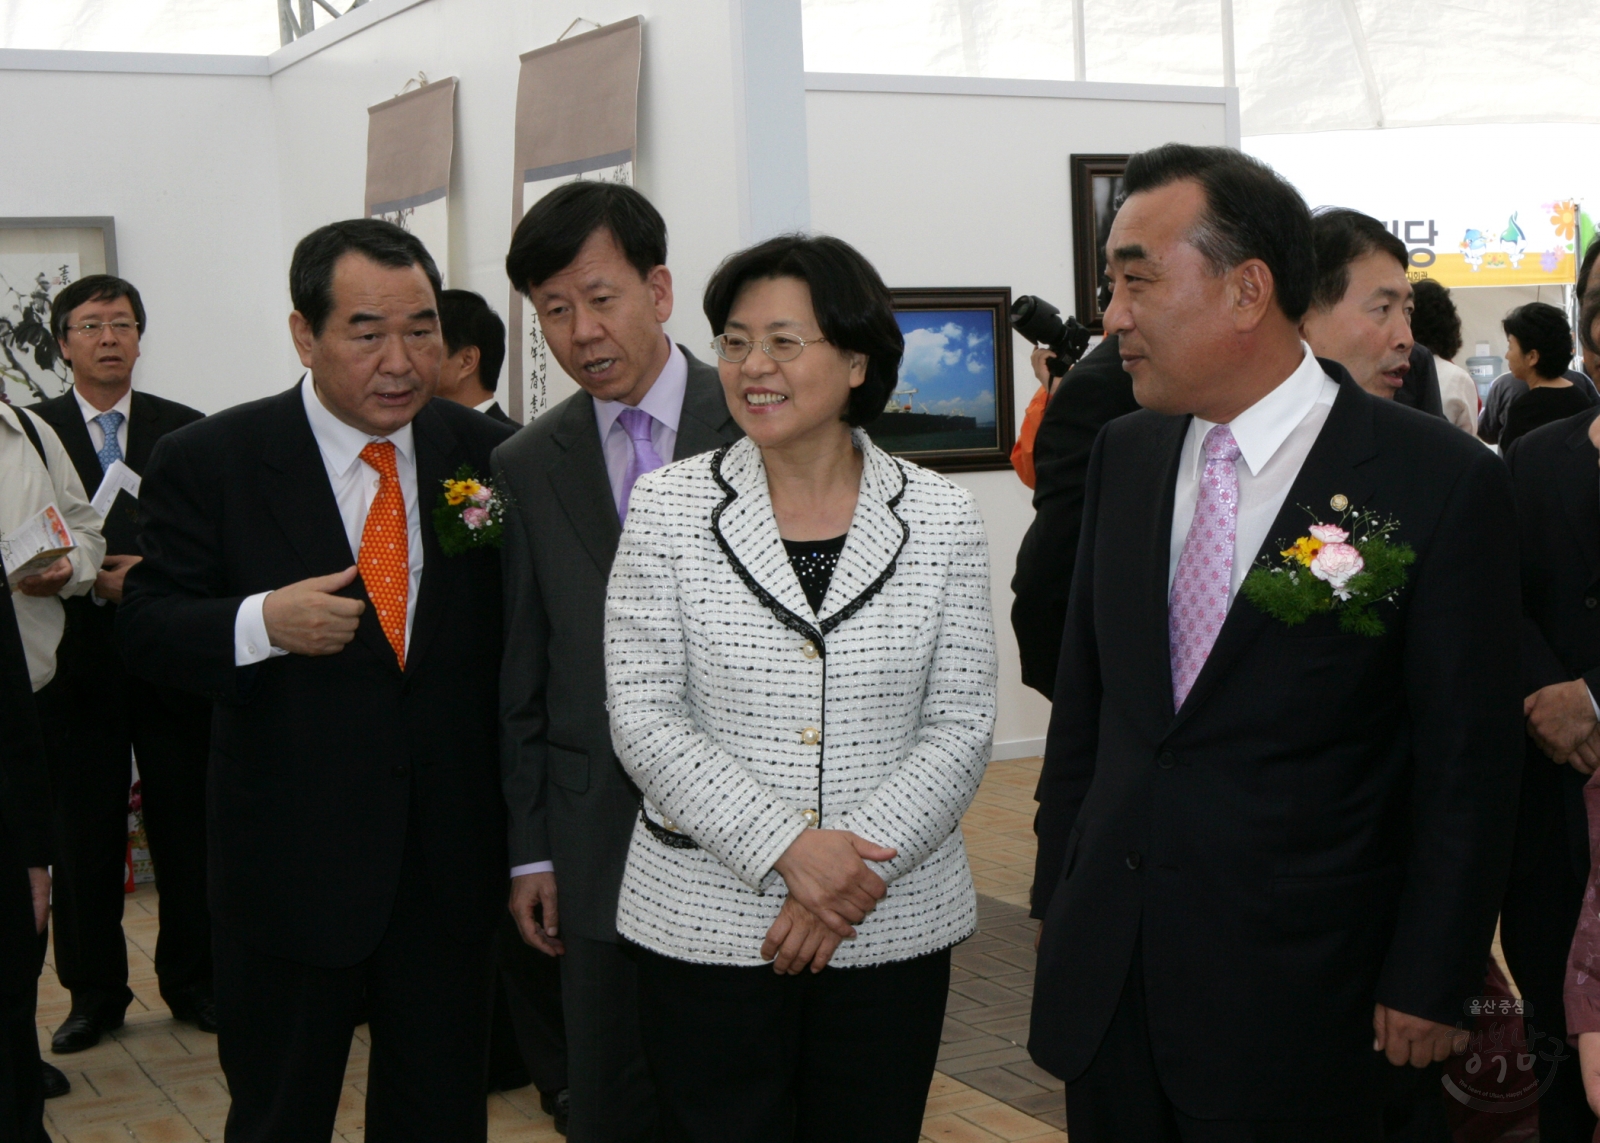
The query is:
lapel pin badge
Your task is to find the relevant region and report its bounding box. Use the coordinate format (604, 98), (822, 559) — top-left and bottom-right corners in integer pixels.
(1330, 494), (1349, 512)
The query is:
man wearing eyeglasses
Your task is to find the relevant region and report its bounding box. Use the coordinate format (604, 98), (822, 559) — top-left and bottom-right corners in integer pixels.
(495, 180), (741, 1141)
(29, 275), (214, 1059)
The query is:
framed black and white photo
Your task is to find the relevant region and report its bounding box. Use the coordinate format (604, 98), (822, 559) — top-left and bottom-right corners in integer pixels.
(1070, 154), (1128, 333)
(866, 287), (1014, 473)
(0, 217), (117, 404)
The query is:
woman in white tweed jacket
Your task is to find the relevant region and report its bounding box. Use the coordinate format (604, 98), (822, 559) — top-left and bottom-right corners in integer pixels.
(604, 235), (997, 1141)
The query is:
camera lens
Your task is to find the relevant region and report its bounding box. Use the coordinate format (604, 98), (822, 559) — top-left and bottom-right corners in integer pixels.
(1011, 295), (1068, 349)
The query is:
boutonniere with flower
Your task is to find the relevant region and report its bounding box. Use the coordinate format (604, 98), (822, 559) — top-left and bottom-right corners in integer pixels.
(1240, 495), (1414, 636)
(433, 465), (505, 555)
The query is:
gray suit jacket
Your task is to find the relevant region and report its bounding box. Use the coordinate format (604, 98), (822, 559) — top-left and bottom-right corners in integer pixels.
(494, 347), (742, 941)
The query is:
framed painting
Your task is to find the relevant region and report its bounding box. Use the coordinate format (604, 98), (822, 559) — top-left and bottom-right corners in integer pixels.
(0, 217), (117, 404)
(1070, 154), (1128, 333)
(866, 287), (1015, 473)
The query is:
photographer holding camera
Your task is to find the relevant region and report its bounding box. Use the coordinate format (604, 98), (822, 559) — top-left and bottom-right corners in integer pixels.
(1009, 296), (1139, 697)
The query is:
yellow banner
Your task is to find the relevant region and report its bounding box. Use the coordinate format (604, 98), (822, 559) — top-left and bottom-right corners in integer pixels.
(1411, 251), (1577, 289)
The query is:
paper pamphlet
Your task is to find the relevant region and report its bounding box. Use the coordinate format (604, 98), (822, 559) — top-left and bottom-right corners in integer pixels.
(91, 459), (141, 518)
(1, 502), (75, 587)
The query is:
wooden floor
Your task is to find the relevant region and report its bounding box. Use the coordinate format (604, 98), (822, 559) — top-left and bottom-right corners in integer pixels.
(37, 756), (1063, 1143)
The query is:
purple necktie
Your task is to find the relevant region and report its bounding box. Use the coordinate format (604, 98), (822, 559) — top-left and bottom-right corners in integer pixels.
(1169, 424), (1241, 710)
(617, 406), (665, 521)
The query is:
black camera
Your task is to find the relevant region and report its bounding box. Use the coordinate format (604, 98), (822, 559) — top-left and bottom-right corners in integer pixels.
(1010, 296), (1093, 378)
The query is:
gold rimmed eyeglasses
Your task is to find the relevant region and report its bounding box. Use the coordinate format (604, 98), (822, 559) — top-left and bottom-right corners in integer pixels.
(711, 332), (828, 364)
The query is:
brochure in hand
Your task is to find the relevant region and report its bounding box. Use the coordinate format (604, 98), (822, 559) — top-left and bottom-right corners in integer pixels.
(1, 502), (76, 588)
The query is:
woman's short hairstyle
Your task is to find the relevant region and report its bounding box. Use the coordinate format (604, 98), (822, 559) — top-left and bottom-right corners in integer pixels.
(1502, 301), (1573, 379)
(702, 234), (903, 428)
(1409, 279), (1462, 361)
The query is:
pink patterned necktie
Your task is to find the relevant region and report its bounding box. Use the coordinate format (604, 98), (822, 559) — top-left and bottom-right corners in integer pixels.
(1169, 424), (1241, 710)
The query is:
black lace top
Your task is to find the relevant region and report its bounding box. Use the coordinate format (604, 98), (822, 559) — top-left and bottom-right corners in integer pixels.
(782, 534), (847, 613)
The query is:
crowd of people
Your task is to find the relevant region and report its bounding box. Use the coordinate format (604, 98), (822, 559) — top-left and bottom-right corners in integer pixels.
(4, 143), (1600, 1143)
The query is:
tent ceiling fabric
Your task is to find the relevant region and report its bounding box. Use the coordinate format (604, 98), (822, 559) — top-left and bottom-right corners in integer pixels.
(801, 0), (1596, 135)
(2, 0), (1588, 136)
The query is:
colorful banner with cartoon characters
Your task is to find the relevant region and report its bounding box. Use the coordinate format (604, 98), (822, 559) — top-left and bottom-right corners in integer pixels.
(1375, 202), (1580, 288)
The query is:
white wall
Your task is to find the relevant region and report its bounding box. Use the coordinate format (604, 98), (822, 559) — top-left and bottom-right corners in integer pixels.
(806, 80), (1231, 754)
(0, 67), (288, 413)
(267, 0), (754, 410)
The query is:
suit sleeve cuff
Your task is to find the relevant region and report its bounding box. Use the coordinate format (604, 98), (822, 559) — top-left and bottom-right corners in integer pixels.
(511, 861), (554, 877)
(234, 592), (288, 666)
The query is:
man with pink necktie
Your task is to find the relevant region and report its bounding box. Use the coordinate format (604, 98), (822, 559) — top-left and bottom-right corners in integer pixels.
(1027, 144), (1523, 1141)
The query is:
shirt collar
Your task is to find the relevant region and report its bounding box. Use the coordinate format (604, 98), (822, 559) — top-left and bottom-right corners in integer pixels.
(1193, 342), (1330, 478)
(74, 385), (133, 425)
(300, 373), (415, 475)
(593, 338), (688, 439)
(473, 396), (498, 414)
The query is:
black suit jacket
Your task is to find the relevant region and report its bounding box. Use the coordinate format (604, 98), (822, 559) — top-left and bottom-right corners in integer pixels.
(116, 386), (514, 967)
(1505, 410), (1600, 885)
(33, 388), (206, 695)
(1028, 363), (1522, 1117)
(0, 581), (49, 985)
(494, 349), (742, 941)
(1395, 342), (1445, 419)
(1010, 336), (1139, 696)
(483, 401), (517, 427)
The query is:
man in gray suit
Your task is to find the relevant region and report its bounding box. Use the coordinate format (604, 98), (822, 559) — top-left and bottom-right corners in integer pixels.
(493, 182), (742, 1142)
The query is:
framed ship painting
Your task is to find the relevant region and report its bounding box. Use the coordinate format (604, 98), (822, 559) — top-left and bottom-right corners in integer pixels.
(866, 287), (1015, 473)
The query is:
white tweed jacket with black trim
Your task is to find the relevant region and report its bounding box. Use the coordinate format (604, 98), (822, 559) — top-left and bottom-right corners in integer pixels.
(603, 429), (998, 967)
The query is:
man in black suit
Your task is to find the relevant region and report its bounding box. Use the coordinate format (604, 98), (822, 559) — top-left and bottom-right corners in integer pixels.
(1500, 412), (1600, 1142)
(29, 275), (214, 1052)
(495, 181), (742, 1142)
(438, 288), (517, 425)
(118, 219), (513, 1142)
(1028, 144), (1522, 1139)
(0, 569), (53, 1142)
(1010, 335), (1138, 697)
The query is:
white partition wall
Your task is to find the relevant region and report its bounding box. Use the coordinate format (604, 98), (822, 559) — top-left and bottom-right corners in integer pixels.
(806, 74), (1233, 755)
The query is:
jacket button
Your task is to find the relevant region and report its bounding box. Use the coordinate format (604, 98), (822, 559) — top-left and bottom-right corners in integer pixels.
(800, 641), (819, 659)
(1157, 751), (1176, 769)
(1588, 598), (1598, 610)
(800, 727), (821, 746)
(1125, 850), (1142, 870)
(801, 808), (819, 827)
(393, 763), (410, 777)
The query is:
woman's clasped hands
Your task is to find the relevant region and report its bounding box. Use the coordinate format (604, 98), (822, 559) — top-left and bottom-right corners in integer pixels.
(762, 827), (896, 974)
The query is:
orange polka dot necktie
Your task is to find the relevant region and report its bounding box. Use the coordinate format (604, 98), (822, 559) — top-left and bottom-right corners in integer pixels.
(358, 440), (409, 670)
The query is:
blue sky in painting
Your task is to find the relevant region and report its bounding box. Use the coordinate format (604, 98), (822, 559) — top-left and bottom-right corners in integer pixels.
(892, 309), (997, 424)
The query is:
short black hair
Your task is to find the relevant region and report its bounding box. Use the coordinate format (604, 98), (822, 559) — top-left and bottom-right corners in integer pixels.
(438, 289), (507, 394)
(1309, 208), (1409, 312)
(1409, 279), (1462, 361)
(1503, 301), (1573, 379)
(1121, 144), (1314, 321)
(290, 218), (441, 336)
(505, 181), (667, 295)
(1578, 240), (1600, 300)
(1580, 291), (1600, 355)
(51, 274), (145, 343)
(702, 234), (902, 428)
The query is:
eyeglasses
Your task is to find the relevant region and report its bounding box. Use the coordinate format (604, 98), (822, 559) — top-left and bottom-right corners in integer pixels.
(66, 320), (139, 339)
(711, 332), (828, 364)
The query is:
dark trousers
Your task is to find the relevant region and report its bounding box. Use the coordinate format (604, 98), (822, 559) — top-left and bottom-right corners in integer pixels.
(0, 846), (45, 1143)
(562, 934), (664, 1143)
(39, 649), (213, 1012)
(491, 912), (567, 1095)
(633, 942), (951, 1143)
(212, 832), (494, 1143)
(1065, 946), (1384, 1142)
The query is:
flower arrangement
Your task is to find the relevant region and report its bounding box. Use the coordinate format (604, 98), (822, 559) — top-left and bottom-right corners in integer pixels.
(1239, 497), (1414, 637)
(433, 465), (505, 555)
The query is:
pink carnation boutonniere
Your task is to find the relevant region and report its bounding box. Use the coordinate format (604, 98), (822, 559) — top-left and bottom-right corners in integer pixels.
(1240, 497), (1414, 636)
(433, 465), (507, 555)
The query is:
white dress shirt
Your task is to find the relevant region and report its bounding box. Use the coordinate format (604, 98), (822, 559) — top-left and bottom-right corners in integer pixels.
(510, 340), (690, 881)
(1168, 343), (1340, 606)
(473, 396), (498, 415)
(593, 338), (687, 514)
(233, 376), (424, 665)
(74, 385), (132, 458)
